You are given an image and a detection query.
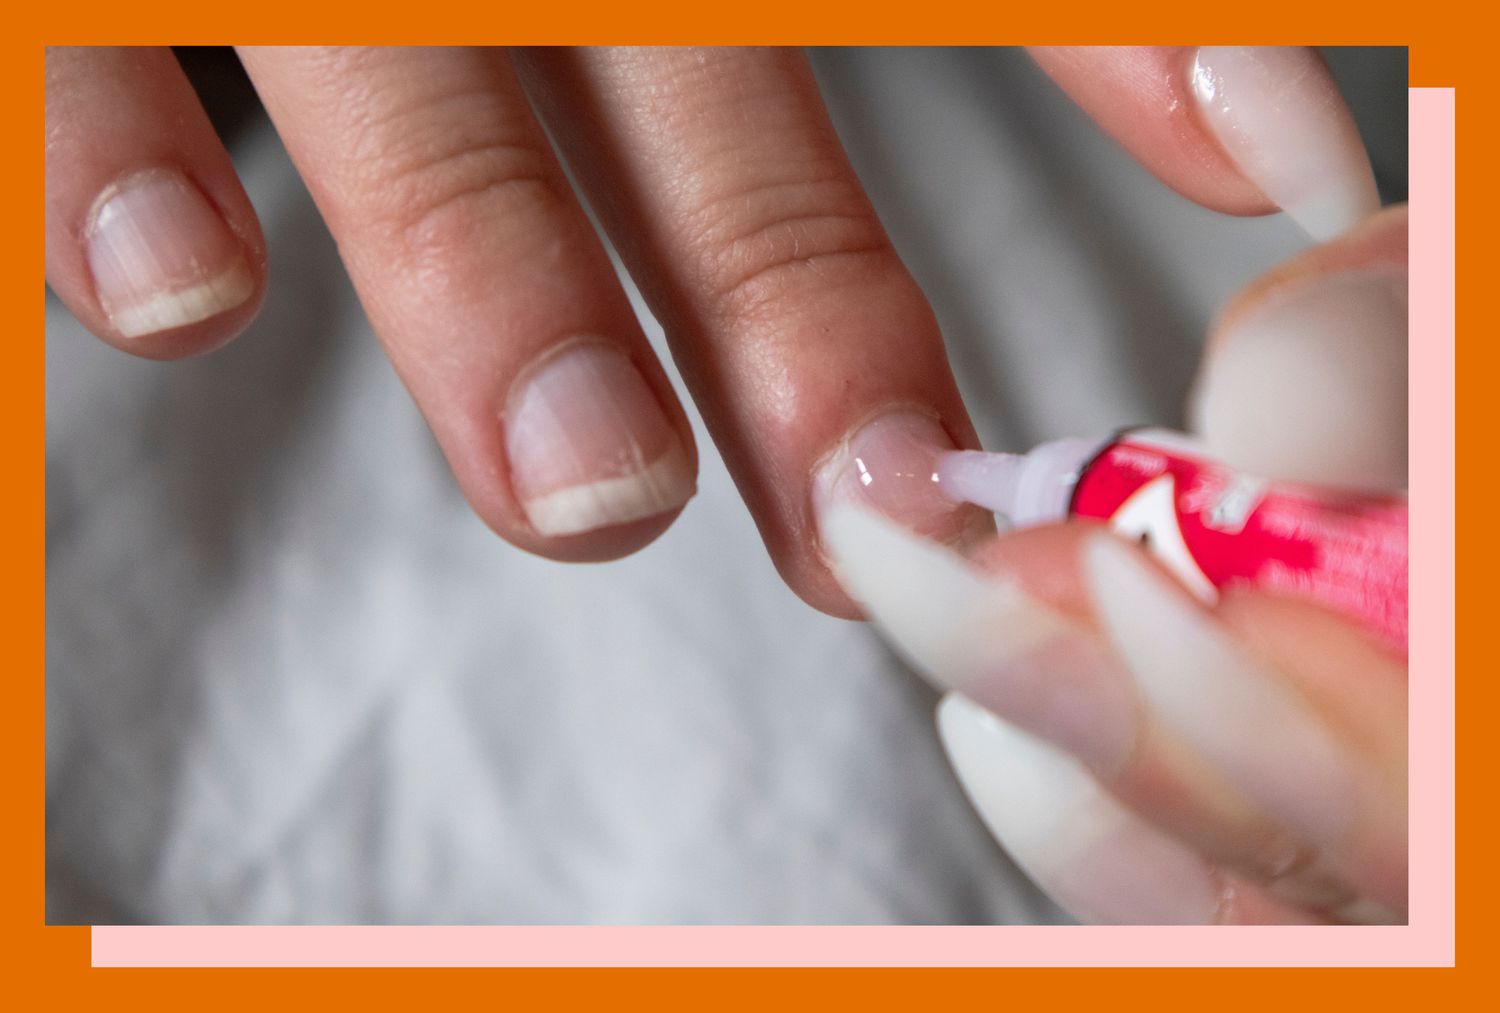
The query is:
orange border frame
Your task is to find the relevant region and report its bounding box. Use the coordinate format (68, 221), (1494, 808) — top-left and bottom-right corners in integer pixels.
(20, 9), (1473, 999)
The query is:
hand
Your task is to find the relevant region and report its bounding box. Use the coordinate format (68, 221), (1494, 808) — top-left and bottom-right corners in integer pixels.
(824, 206), (1409, 923)
(45, 46), (1379, 616)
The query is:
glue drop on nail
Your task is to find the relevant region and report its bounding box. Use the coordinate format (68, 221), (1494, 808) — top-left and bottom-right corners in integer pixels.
(939, 428), (1408, 652)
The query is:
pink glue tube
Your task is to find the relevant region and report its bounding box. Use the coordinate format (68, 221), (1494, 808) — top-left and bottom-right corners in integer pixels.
(939, 428), (1408, 653)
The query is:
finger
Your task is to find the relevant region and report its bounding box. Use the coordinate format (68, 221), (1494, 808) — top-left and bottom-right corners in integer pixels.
(514, 47), (989, 616)
(1028, 46), (1379, 240)
(236, 46), (697, 561)
(823, 511), (1406, 918)
(1081, 534), (1406, 918)
(45, 46), (266, 358)
(937, 694), (1331, 924)
(1189, 206), (1408, 489)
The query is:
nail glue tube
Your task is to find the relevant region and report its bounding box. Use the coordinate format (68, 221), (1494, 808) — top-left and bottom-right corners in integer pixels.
(940, 428), (1408, 652)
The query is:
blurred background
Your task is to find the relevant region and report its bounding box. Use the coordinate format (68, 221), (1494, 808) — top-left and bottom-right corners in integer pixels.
(45, 47), (1408, 924)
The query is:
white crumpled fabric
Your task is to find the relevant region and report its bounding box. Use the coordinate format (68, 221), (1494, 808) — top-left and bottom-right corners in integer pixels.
(46, 47), (1404, 924)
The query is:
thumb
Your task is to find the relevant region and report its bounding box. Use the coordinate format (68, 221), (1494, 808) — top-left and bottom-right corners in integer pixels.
(1190, 206), (1408, 490)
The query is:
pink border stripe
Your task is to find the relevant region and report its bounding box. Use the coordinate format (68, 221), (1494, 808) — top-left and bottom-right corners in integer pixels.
(1404, 84), (1456, 960)
(91, 925), (1450, 968)
(90, 87), (1455, 970)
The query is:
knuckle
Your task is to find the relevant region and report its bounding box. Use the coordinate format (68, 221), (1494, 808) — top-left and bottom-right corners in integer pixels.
(345, 88), (567, 262)
(685, 178), (895, 319)
(386, 142), (563, 262)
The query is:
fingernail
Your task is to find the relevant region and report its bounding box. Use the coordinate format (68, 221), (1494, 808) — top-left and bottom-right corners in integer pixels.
(1083, 534), (1362, 849)
(812, 410), (990, 551)
(1191, 271), (1408, 489)
(821, 505), (1138, 773)
(937, 694), (1225, 925)
(505, 341), (695, 536)
(1189, 46), (1380, 240)
(85, 169), (255, 337)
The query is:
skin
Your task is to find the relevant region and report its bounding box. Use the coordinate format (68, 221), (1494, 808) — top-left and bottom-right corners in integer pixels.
(45, 46), (1406, 921)
(1028, 46), (1279, 215)
(969, 210), (1410, 921)
(1210, 203), (1407, 340)
(972, 526), (1407, 921)
(45, 44), (1279, 612)
(44, 47), (268, 360)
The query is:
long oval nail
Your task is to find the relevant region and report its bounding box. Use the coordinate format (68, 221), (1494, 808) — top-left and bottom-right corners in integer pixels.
(86, 169), (255, 337)
(1189, 46), (1380, 240)
(937, 694), (1226, 925)
(1190, 271), (1408, 489)
(1083, 533), (1364, 850)
(821, 505), (1138, 774)
(504, 341), (695, 536)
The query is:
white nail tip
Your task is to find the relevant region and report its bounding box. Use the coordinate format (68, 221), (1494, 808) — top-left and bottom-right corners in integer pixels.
(937, 694), (1222, 925)
(1190, 46), (1380, 241)
(819, 505), (1067, 689)
(106, 260), (255, 337)
(520, 441), (694, 536)
(1083, 534), (1358, 847)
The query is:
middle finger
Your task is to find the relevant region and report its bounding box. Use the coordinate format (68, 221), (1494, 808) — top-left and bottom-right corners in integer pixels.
(238, 46), (699, 560)
(516, 46), (991, 616)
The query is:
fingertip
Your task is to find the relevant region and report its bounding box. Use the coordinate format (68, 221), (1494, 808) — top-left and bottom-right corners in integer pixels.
(1192, 218), (1408, 490)
(89, 268), (267, 362)
(86, 165), (264, 352)
(1187, 46), (1380, 241)
(444, 350), (701, 566)
(1207, 203), (1407, 341)
(1033, 45), (1380, 233)
(781, 565), (865, 621)
(803, 409), (995, 620)
(495, 502), (693, 564)
(501, 340), (698, 538)
(454, 430), (695, 563)
(1029, 45), (1275, 216)
(46, 47), (270, 360)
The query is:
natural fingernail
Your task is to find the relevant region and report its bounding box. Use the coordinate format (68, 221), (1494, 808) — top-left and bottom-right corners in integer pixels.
(1190, 271), (1408, 489)
(1084, 533), (1362, 849)
(937, 694), (1225, 925)
(1189, 46), (1380, 241)
(821, 505), (1138, 773)
(812, 410), (990, 552)
(85, 169), (255, 338)
(505, 341), (695, 536)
